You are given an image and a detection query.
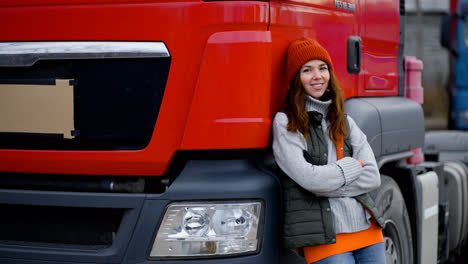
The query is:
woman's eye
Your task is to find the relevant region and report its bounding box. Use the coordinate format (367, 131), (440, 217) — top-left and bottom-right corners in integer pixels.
(320, 67), (328, 71)
(302, 68), (310, 73)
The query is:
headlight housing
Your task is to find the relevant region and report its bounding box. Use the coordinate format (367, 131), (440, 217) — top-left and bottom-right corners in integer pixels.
(149, 201), (263, 258)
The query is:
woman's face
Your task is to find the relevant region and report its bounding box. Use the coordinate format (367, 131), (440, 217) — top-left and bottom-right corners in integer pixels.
(300, 59), (330, 99)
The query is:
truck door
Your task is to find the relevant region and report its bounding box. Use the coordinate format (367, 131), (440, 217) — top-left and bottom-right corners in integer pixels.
(359, 0), (400, 96)
(269, 0), (361, 101)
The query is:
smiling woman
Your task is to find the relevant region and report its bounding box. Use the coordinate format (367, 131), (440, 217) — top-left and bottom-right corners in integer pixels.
(272, 37), (385, 264)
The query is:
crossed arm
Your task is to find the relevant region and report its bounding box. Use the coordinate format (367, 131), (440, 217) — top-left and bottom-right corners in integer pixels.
(272, 112), (380, 197)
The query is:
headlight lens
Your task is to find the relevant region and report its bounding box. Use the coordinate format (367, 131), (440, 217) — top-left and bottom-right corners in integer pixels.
(150, 201), (262, 258)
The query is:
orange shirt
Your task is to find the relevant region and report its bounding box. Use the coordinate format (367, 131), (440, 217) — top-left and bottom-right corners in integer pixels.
(303, 220), (383, 263)
(302, 135), (383, 263)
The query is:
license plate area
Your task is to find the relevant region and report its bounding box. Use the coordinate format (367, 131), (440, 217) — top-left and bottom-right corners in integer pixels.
(0, 79), (75, 139)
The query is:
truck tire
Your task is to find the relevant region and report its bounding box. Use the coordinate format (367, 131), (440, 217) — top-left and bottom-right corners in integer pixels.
(369, 175), (413, 264)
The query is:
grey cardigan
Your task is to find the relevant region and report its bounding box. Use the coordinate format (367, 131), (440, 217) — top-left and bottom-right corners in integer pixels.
(272, 96), (381, 234)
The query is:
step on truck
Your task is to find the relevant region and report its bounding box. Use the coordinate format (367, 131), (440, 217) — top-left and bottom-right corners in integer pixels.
(1, 0), (468, 264)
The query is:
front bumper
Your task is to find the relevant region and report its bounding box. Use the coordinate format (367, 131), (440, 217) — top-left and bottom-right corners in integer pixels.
(0, 159), (280, 264)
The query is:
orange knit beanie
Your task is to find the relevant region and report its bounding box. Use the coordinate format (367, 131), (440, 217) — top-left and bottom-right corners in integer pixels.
(285, 37), (334, 85)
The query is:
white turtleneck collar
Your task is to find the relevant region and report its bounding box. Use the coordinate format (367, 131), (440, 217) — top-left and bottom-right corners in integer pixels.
(304, 95), (331, 116)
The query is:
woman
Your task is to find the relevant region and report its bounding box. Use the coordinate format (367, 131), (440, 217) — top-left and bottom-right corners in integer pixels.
(272, 37), (386, 264)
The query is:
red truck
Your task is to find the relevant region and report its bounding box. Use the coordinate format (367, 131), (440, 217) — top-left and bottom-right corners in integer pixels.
(0, 0), (467, 263)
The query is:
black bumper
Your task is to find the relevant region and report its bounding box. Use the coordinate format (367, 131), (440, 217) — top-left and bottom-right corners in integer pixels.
(0, 159), (281, 264)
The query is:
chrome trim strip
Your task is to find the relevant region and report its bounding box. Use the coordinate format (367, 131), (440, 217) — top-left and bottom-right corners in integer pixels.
(0, 41), (170, 67)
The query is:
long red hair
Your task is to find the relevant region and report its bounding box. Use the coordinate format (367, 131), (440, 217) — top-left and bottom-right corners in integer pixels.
(284, 68), (347, 143)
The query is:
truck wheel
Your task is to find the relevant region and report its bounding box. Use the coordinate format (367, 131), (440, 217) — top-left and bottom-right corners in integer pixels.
(369, 175), (413, 264)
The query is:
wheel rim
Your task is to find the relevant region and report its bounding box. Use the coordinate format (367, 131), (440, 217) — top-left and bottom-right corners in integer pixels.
(384, 220), (401, 264)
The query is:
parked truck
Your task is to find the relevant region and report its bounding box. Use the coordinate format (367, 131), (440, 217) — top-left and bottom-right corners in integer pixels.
(441, 0), (468, 131)
(434, 0), (468, 166)
(1, 0), (468, 264)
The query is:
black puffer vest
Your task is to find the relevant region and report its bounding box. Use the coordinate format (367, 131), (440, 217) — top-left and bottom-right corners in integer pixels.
(280, 112), (384, 249)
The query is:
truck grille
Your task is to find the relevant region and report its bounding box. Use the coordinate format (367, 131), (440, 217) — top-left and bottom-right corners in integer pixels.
(0, 42), (170, 150)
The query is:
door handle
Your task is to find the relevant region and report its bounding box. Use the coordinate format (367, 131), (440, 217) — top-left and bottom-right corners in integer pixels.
(347, 36), (361, 74)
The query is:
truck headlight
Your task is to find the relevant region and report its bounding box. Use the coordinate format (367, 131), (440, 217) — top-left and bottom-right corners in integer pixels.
(149, 201), (263, 258)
